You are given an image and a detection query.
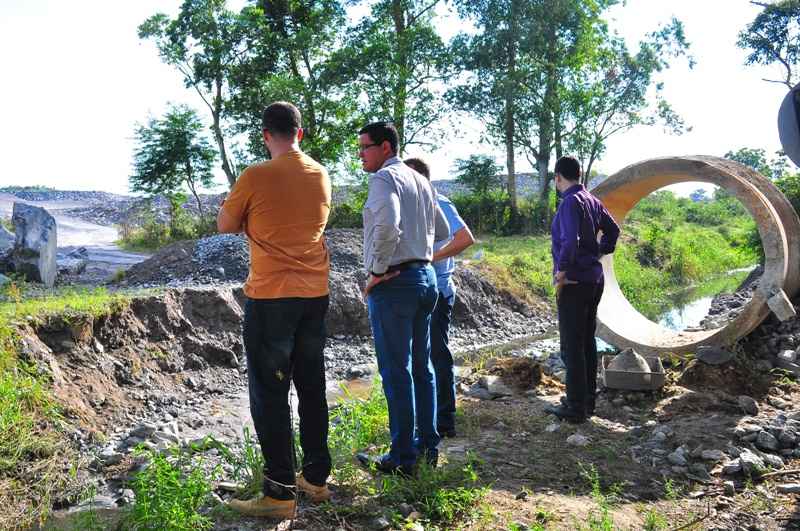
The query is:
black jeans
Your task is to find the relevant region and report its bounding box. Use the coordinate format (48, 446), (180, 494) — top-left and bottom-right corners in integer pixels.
(243, 296), (331, 500)
(557, 282), (604, 413)
(430, 292), (456, 432)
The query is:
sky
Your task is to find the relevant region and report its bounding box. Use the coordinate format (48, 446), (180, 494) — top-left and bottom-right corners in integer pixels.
(0, 0), (792, 195)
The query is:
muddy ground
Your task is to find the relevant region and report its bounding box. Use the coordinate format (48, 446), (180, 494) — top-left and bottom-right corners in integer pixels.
(12, 285), (800, 530)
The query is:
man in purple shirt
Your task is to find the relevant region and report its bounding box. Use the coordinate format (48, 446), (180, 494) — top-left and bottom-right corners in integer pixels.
(546, 156), (620, 423)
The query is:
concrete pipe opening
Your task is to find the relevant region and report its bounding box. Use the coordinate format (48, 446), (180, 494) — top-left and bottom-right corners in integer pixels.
(592, 155), (800, 357)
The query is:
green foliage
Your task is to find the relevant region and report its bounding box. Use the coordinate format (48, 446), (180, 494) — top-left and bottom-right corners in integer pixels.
(579, 463), (621, 531)
(0, 370), (61, 474)
(455, 155), (503, 198)
(0, 217), (12, 232)
(738, 0), (800, 88)
(126, 448), (219, 531)
(379, 456), (488, 525)
(195, 428), (264, 500)
(131, 105), (217, 217)
(117, 202), (216, 252)
(776, 171), (800, 217)
(724, 147), (788, 179)
(337, 0), (452, 153)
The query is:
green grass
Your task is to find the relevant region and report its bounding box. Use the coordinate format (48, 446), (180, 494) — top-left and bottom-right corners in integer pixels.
(471, 191), (760, 319)
(0, 283), (133, 529)
(125, 447), (220, 531)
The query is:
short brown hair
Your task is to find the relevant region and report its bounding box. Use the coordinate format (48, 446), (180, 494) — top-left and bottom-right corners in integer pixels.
(404, 157), (430, 179)
(262, 101), (301, 139)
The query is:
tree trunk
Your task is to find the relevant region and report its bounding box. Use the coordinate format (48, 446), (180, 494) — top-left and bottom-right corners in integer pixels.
(392, 0), (408, 154)
(504, 0), (519, 217)
(185, 163), (204, 219)
(212, 77), (236, 187)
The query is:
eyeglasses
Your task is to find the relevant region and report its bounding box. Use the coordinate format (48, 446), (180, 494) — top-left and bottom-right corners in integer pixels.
(358, 142), (381, 153)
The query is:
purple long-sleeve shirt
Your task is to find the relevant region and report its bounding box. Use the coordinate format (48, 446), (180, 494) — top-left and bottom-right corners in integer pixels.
(551, 184), (620, 284)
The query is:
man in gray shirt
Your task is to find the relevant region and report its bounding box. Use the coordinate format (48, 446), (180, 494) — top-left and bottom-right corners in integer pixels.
(356, 121), (449, 475)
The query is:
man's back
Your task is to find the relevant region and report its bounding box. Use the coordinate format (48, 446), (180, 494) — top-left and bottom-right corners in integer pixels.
(362, 157), (445, 274)
(224, 150), (331, 299)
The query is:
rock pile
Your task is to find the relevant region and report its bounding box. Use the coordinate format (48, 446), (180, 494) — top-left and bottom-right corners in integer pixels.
(122, 229), (553, 341)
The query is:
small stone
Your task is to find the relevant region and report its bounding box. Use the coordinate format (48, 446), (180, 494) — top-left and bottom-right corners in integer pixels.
(372, 517), (391, 530)
(723, 481), (736, 495)
(652, 431), (668, 443)
(756, 431), (780, 452)
(515, 491), (528, 500)
(762, 453), (784, 469)
(722, 461), (742, 475)
(478, 375), (514, 397)
(756, 359), (773, 372)
(701, 449), (726, 462)
(668, 448), (688, 467)
(777, 483), (800, 494)
(739, 450), (766, 477)
(778, 350), (797, 364)
(545, 422), (561, 433)
(567, 434), (590, 447)
(407, 512), (422, 523)
(738, 396), (759, 416)
(695, 346), (734, 365)
(398, 503), (413, 517)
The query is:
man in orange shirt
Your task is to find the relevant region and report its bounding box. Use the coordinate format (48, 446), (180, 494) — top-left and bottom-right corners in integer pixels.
(218, 101), (332, 519)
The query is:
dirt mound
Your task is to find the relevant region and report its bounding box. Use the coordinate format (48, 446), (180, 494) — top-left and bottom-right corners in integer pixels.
(120, 229), (553, 339)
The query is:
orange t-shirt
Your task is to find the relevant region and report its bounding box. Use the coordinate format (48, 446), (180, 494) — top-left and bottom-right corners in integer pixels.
(221, 150), (331, 299)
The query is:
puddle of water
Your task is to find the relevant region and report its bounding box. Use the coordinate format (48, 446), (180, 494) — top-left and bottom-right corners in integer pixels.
(655, 267), (754, 331)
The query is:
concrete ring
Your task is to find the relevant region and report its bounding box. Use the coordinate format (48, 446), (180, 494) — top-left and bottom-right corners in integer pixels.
(591, 155), (800, 357)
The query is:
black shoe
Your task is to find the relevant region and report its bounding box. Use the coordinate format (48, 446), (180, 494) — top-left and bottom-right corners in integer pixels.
(560, 396), (596, 416)
(356, 452), (414, 477)
(545, 403), (587, 424)
(419, 449), (439, 468)
(438, 427), (457, 439)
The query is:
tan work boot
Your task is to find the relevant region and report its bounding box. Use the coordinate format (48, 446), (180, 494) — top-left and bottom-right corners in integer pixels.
(228, 494), (296, 519)
(296, 474), (331, 503)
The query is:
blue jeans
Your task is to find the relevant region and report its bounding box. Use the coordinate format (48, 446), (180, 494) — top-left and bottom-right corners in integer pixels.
(430, 292), (456, 432)
(367, 265), (440, 466)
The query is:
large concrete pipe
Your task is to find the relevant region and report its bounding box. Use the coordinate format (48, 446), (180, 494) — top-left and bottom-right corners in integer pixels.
(592, 155), (800, 357)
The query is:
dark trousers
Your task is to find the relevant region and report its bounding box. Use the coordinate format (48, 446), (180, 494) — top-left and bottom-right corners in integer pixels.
(430, 292), (456, 432)
(557, 282), (604, 413)
(367, 265), (440, 466)
(243, 296), (331, 500)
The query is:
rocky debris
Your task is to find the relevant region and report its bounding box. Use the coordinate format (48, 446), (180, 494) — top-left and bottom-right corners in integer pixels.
(695, 345), (735, 365)
(10, 202), (57, 287)
(701, 266), (761, 329)
(122, 229), (553, 342)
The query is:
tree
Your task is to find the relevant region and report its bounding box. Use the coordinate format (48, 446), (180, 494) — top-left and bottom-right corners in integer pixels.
(449, 0), (540, 217)
(738, 0), (800, 88)
(226, 1), (361, 170)
(131, 105), (217, 218)
(455, 155), (503, 198)
(139, 0), (252, 187)
(455, 154), (503, 234)
(340, 0), (452, 154)
(563, 18), (692, 182)
(724, 147), (788, 179)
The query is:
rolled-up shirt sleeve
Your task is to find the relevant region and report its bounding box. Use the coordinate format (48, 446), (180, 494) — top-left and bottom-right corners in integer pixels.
(364, 174), (401, 274)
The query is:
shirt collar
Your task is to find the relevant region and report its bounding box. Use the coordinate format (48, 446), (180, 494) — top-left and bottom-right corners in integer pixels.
(380, 156), (402, 169)
(562, 183), (584, 198)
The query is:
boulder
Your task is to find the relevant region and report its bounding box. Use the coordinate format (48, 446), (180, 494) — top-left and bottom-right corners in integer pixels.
(0, 225), (13, 256)
(11, 202), (57, 287)
(608, 348), (651, 373)
(737, 395), (759, 416)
